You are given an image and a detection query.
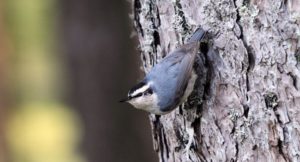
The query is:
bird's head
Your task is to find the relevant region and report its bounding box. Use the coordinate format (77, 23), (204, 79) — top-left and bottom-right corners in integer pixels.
(120, 81), (158, 111)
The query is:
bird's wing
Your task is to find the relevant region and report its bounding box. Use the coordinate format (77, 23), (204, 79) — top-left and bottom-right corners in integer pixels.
(162, 42), (198, 102)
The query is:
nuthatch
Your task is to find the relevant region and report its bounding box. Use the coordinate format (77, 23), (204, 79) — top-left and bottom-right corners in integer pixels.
(121, 28), (206, 115)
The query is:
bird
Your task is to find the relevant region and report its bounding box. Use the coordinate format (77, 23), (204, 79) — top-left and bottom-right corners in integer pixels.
(120, 28), (206, 115)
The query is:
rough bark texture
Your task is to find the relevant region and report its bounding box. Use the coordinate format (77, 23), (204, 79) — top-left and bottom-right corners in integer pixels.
(131, 0), (300, 161)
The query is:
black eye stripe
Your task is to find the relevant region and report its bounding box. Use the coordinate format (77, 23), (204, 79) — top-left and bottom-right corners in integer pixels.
(130, 88), (153, 99)
(144, 88), (153, 95)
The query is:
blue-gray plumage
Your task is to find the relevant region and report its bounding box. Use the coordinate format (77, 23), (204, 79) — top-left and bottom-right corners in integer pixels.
(146, 42), (199, 112)
(120, 28), (206, 115)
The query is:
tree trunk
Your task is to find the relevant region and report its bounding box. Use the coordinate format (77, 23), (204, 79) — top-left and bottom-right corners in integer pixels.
(60, 0), (157, 161)
(131, 0), (300, 161)
(0, 1), (8, 160)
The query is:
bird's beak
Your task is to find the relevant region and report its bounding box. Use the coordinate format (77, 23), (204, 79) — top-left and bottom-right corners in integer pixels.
(119, 97), (130, 103)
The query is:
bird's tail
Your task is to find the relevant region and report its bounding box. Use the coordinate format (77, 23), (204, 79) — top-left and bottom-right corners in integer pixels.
(187, 27), (206, 43)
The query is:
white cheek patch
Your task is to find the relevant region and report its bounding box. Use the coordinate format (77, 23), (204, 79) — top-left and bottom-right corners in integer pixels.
(130, 83), (151, 97)
(128, 93), (161, 114)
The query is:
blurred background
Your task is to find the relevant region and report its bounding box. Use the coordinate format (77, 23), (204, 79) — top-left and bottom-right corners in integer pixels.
(0, 0), (157, 162)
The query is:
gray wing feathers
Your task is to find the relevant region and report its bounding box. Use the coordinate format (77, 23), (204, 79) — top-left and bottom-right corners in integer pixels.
(172, 46), (197, 102)
(148, 46), (197, 110)
(159, 43), (198, 105)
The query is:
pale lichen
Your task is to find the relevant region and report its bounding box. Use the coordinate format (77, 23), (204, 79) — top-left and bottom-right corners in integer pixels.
(229, 108), (241, 122)
(136, 0), (161, 72)
(238, 5), (259, 25)
(264, 93), (279, 110)
(171, 0), (191, 45)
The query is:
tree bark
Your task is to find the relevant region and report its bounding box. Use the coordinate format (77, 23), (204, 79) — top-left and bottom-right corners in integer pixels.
(131, 0), (300, 161)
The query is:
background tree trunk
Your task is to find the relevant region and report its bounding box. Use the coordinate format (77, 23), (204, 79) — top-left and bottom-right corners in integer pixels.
(60, 0), (157, 161)
(131, 0), (300, 161)
(0, 0), (8, 160)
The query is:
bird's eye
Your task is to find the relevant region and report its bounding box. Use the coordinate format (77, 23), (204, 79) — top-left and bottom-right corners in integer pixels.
(144, 88), (153, 95)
